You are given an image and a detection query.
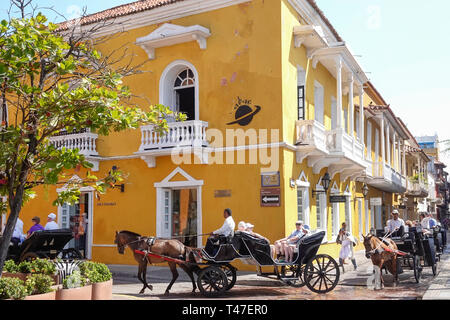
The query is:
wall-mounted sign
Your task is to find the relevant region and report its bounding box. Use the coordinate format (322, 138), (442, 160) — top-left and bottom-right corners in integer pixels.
(226, 96), (261, 126)
(97, 202), (117, 206)
(261, 188), (281, 207)
(370, 197), (382, 206)
(329, 195), (347, 203)
(214, 190), (232, 198)
(261, 172), (280, 187)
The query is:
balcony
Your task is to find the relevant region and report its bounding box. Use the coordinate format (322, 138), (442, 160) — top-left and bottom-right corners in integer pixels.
(406, 178), (429, 198)
(367, 162), (407, 193)
(49, 130), (99, 170)
(295, 120), (329, 163)
(295, 122), (366, 180)
(135, 120), (209, 167)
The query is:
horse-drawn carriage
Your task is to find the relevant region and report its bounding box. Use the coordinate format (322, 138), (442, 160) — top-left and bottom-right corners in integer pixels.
(6, 229), (83, 262)
(198, 230), (340, 296)
(377, 226), (438, 283)
(117, 230), (340, 298)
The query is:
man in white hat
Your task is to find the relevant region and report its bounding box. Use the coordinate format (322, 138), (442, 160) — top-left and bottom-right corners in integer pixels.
(44, 213), (59, 230)
(387, 209), (405, 237)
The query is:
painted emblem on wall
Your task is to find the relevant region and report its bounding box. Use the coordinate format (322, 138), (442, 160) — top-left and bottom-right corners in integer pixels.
(226, 96), (261, 126)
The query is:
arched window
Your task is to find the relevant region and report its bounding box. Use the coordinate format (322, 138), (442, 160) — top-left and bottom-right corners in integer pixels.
(174, 68), (195, 89)
(160, 61), (199, 121)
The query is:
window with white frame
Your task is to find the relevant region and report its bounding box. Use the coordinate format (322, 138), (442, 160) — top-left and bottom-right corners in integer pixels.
(367, 122), (372, 160)
(331, 202), (340, 239)
(358, 199), (363, 238)
(297, 188), (310, 226)
(331, 96), (337, 130)
(345, 197), (352, 235)
(365, 200), (370, 234)
(297, 67), (306, 121)
(314, 81), (324, 124)
(315, 193), (327, 235)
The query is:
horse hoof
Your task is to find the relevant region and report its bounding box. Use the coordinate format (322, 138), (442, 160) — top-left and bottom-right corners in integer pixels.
(148, 285), (153, 291)
(164, 291), (170, 296)
(139, 290), (145, 294)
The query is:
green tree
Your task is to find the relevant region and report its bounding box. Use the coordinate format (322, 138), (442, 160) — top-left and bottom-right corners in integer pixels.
(0, 0), (183, 273)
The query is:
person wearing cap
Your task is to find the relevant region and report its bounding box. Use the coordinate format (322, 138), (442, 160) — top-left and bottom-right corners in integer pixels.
(237, 221), (247, 232)
(26, 216), (44, 238)
(45, 213), (59, 231)
(387, 210), (405, 237)
(243, 222), (270, 243)
(274, 220), (309, 263)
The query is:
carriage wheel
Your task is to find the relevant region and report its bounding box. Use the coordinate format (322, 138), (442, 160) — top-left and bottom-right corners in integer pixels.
(197, 266), (229, 298)
(304, 254), (340, 294)
(413, 255), (422, 283)
(219, 264), (237, 291)
(277, 265), (306, 288)
(60, 248), (83, 260)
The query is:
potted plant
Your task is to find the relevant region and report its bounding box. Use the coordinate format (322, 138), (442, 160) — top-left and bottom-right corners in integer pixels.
(24, 274), (56, 300)
(1, 260), (30, 281)
(30, 259), (59, 284)
(80, 261), (113, 300)
(0, 277), (28, 300)
(56, 270), (92, 300)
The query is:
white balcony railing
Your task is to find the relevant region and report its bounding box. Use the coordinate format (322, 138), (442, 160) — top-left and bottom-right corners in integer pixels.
(326, 127), (365, 164)
(49, 131), (99, 156)
(295, 120), (328, 153)
(139, 120), (209, 151)
(407, 178), (428, 196)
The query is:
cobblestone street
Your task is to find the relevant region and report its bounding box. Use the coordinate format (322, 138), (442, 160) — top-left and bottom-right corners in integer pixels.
(110, 245), (450, 300)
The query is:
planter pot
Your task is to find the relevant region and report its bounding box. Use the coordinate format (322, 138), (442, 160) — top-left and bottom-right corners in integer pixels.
(1, 272), (29, 281)
(24, 290), (56, 300)
(55, 285), (92, 300)
(91, 279), (113, 300)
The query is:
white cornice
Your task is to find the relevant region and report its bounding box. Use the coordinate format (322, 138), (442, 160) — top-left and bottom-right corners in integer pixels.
(287, 0), (338, 44)
(78, 0), (251, 38)
(136, 23), (211, 60)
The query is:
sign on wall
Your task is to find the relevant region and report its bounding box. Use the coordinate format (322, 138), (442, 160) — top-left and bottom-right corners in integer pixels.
(261, 172), (280, 187)
(370, 197), (382, 206)
(261, 188), (281, 207)
(226, 96), (261, 126)
(214, 190), (232, 198)
(329, 195), (347, 203)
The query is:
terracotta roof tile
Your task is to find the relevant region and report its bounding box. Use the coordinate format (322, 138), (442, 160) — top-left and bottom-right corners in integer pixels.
(58, 0), (185, 31)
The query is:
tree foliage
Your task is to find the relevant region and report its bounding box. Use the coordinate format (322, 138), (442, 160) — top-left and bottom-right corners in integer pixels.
(0, 0), (184, 273)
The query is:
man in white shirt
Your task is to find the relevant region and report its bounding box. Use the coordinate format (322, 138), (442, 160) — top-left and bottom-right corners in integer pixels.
(205, 208), (235, 255)
(420, 212), (430, 229)
(12, 217), (25, 245)
(44, 213), (59, 230)
(387, 210), (405, 237)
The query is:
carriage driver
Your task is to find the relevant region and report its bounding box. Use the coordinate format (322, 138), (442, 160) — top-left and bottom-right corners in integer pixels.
(387, 210), (405, 237)
(205, 208), (235, 255)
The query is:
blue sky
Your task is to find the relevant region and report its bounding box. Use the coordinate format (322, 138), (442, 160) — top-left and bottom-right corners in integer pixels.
(2, 0), (449, 164)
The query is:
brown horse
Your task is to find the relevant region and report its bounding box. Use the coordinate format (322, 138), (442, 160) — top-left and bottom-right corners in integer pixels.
(114, 230), (199, 295)
(362, 234), (399, 290)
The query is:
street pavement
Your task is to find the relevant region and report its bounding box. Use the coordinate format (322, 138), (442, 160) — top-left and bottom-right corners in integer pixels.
(109, 242), (450, 300)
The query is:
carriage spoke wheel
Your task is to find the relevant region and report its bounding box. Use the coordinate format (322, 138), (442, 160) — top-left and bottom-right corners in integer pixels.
(59, 248), (83, 260)
(413, 255), (422, 283)
(197, 266), (229, 298)
(277, 265), (306, 288)
(304, 254), (340, 294)
(219, 264), (237, 291)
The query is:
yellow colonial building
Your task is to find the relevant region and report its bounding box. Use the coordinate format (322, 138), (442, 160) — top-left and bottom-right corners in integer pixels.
(4, 0), (429, 269)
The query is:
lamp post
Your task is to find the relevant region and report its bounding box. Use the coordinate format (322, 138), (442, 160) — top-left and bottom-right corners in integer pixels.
(312, 172), (331, 198)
